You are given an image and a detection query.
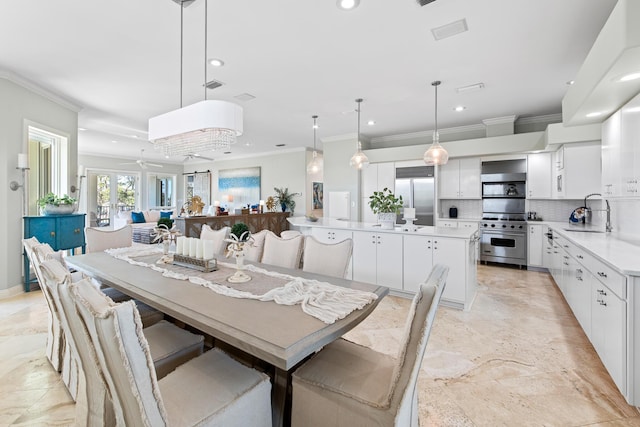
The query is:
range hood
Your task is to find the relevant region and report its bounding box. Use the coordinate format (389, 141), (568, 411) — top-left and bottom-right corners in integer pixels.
(562, 0), (640, 126)
(481, 159), (526, 183)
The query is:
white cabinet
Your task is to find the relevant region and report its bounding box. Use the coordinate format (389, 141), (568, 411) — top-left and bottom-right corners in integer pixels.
(602, 110), (622, 197)
(352, 231), (403, 290)
(437, 220), (457, 228)
(527, 152), (552, 199)
(554, 143), (602, 199)
(458, 221), (479, 231)
(403, 235), (468, 305)
(527, 224), (544, 267)
(362, 162), (395, 222)
(438, 158), (481, 199)
(619, 93), (640, 196)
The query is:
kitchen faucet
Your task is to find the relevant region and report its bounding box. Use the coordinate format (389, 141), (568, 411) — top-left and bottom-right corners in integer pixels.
(582, 193), (612, 232)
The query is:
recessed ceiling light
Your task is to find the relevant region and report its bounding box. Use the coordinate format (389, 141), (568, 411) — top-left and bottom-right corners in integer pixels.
(566, 80), (575, 86)
(209, 58), (224, 67)
(337, 0), (359, 11)
(111, 140), (118, 144)
(454, 106), (466, 112)
(78, 127), (87, 131)
(245, 142), (252, 146)
(130, 135), (139, 139)
(275, 144), (286, 147)
(619, 72), (640, 82)
(165, 155), (170, 159)
(367, 120), (376, 126)
(586, 112), (603, 118)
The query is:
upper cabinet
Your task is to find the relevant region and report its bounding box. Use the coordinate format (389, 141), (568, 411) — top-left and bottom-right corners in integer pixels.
(361, 162), (395, 222)
(602, 92), (640, 197)
(527, 152), (552, 199)
(554, 143), (602, 199)
(439, 158), (481, 199)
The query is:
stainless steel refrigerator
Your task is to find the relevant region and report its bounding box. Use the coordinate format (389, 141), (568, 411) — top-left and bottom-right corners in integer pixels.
(395, 166), (435, 226)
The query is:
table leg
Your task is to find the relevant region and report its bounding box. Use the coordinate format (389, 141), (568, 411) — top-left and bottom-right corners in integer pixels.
(272, 367), (291, 427)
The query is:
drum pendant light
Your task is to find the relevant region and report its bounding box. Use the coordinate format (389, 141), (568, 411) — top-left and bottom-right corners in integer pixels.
(423, 81), (449, 165)
(307, 115), (323, 174)
(349, 98), (370, 169)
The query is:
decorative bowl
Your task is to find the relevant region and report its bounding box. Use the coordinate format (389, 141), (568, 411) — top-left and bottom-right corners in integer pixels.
(305, 215), (319, 222)
(43, 204), (77, 215)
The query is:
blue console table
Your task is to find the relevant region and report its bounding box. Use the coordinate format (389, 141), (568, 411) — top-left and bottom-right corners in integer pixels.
(23, 214), (86, 292)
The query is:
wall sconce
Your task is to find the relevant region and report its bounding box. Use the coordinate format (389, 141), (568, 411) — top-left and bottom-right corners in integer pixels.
(10, 153), (29, 216)
(71, 165), (86, 208)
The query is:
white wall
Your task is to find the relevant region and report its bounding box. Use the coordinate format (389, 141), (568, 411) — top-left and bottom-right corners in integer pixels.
(1, 77), (79, 295)
(193, 149), (309, 216)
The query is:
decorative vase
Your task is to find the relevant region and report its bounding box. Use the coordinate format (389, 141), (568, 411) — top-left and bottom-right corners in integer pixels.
(43, 204), (76, 215)
(162, 239), (170, 256)
(281, 202), (287, 212)
(378, 212), (396, 230)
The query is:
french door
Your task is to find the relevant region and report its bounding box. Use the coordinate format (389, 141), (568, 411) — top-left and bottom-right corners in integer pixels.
(87, 170), (139, 227)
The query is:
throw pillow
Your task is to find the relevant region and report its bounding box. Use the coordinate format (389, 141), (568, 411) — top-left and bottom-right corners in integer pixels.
(160, 211), (172, 219)
(131, 211), (146, 224)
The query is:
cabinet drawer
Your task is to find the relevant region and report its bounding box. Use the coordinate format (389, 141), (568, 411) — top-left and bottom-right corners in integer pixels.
(581, 251), (626, 299)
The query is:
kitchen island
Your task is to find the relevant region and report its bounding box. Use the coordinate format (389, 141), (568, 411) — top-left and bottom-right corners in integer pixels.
(288, 216), (478, 310)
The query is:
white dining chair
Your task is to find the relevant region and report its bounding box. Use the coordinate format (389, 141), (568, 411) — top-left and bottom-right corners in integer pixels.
(261, 231), (304, 269)
(280, 230), (302, 239)
(200, 224), (230, 256)
(85, 224), (133, 253)
(41, 258), (206, 379)
(71, 277), (273, 427)
(244, 229), (268, 262)
(291, 264), (449, 427)
(302, 236), (353, 279)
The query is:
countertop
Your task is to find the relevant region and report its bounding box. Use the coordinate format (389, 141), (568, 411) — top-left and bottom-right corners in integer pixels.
(288, 217), (477, 240)
(541, 221), (640, 276)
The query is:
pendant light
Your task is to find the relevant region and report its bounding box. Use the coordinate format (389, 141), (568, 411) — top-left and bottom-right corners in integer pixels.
(349, 98), (370, 170)
(423, 80), (449, 166)
(307, 115), (323, 174)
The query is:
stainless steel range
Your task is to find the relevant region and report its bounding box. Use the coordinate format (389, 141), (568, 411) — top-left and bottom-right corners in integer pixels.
(479, 160), (528, 267)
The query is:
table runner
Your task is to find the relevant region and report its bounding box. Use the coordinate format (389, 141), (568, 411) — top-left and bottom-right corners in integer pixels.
(105, 247), (378, 324)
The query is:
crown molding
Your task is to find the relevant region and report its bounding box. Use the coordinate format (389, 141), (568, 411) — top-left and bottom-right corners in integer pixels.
(482, 115), (518, 126)
(369, 123), (484, 144)
(516, 113), (562, 125)
(0, 69), (82, 112)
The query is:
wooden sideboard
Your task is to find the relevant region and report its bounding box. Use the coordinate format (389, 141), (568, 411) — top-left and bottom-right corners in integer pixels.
(174, 212), (290, 238)
(23, 213), (87, 292)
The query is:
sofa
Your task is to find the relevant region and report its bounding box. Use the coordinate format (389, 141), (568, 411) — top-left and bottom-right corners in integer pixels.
(113, 209), (175, 230)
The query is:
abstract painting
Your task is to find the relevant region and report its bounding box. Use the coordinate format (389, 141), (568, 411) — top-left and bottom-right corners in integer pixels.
(218, 167), (261, 210)
(312, 182), (323, 210)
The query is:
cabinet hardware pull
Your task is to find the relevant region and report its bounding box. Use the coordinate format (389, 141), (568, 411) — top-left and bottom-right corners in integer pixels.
(50, 231), (55, 237)
(600, 301), (607, 307)
(577, 255), (583, 259)
(597, 272), (607, 278)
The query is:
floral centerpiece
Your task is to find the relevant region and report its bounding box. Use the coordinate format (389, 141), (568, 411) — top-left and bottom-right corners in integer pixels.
(37, 193), (77, 215)
(225, 222), (253, 283)
(368, 187), (403, 230)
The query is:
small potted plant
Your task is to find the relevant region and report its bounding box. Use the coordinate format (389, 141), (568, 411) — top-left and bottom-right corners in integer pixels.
(37, 192), (77, 215)
(368, 188), (403, 229)
(273, 187), (300, 214)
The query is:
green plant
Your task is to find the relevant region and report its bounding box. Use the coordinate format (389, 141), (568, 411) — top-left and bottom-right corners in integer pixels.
(368, 188), (403, 214)
(37, 192), (77, 208)
(273, 187), (300, 214)
(231, 222), (250, 241)
(157, 217), (174, 229)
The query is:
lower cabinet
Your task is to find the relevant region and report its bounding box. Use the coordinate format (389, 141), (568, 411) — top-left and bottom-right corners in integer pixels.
(403, 235), (467, 305)
(528, 224), (544, 267)
(352, 231), (403, 290)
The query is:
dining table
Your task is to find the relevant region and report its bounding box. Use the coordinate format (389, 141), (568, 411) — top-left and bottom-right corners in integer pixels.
(66, 248), (388, 427)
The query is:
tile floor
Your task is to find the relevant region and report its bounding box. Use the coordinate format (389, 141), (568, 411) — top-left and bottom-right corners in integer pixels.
(1, 264), (639, 426)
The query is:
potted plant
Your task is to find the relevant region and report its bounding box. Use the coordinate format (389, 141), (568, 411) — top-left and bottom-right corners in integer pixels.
(368, 188), (403, 229)
(273, 187), (300, 214)
(37, 192), (77, 215)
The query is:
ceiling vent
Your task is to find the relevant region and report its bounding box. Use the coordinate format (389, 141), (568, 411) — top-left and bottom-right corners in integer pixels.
(205, 79), (224, 90)
(234, 93), (256, 102)
(416, 0), (436, 6)
(431, 18), (468, 41)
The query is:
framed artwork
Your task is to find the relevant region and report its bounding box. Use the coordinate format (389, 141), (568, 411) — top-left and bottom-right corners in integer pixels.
(312, 182), (323, 210)
(218, 167), (261, 209)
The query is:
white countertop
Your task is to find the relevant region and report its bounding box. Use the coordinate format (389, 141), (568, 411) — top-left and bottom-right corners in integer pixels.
(437, 217), (482, 222)
(542, 221), (640, 276)
(288, 216), (477, 239)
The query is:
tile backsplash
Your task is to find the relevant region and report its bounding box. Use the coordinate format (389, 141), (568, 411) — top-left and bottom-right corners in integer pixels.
(439, 199), (481, 219)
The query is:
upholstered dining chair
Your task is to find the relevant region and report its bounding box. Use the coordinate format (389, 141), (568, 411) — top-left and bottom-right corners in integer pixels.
(41, 258), (206, 380)
(302, 236), (353, 279)
(280, 230), (302, 239)
(244, 229), (268, 262)
(291, 264), (449, 427)
(261, 231), (304, 269)
(85, 224), (133, 253)
(200, 224), (230, 256)
(22, 238), (64, 373)
(71, 277), (273, 427)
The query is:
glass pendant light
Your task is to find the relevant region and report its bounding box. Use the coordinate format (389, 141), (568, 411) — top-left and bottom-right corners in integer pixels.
(307, 115), (323, 174)
(350, 98), (370, 170)
(423, 80), (449, 166)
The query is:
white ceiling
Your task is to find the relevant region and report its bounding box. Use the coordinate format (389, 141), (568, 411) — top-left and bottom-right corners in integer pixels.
(0, 0), (617, 164)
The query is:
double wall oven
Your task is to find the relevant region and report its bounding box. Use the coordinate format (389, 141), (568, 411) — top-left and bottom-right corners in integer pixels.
(479, 160), (527, 268)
